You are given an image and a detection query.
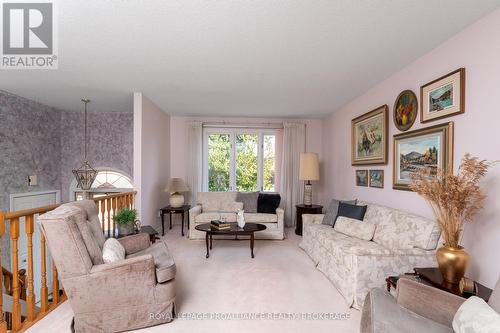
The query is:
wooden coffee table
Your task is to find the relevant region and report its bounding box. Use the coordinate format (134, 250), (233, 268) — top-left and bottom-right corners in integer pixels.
(195, 223), (267, 258)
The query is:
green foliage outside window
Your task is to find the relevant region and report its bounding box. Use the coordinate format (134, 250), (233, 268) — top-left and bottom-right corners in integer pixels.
(207, 133), (276, 192)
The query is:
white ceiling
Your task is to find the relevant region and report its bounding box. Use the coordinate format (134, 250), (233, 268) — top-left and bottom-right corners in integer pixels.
(2, 0), (500, 117)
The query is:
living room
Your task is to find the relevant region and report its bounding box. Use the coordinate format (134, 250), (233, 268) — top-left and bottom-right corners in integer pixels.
(1, 1), (500, 333)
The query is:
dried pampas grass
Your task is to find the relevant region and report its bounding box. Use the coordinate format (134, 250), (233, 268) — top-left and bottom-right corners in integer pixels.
(410, 154), (497, 248)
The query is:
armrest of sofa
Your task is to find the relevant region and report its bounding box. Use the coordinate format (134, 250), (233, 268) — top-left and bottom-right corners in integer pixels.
(66, 255), (157, 313)
(302, 214), (324, 225)
(117, 233), (150, 255)
(189, 205), (202, 225)
(276, 208), (284, 228)
(396, 277), (465, 327)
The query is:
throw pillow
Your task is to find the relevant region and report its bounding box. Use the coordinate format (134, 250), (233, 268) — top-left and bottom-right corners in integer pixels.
(452, 296), (500, 333)
(334, 216), (376, 241)
(76, 218), (104, 265)
(220, 201), (244, 213)
(334, 202), (367, 226)
(236, 192), (259, 213)
(102, 238), (125, 264)
(257, 193), (281, 214)
(322, 199), (357, 226)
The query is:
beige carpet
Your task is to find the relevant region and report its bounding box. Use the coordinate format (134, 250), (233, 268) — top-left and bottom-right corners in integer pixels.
(26, 226), (360, 333)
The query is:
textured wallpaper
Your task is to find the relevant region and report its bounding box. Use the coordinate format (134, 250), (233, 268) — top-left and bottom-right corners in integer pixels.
(0, 90), (133, 269)
(60, 110), (133, 201)
(0, 91), (62, 211)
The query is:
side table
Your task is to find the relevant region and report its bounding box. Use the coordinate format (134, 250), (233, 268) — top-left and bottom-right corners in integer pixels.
(116, 225), (159, 244)
(160, 205), (191, 236)
(386, 267), (493, 302)
(295, 204), (323, 236)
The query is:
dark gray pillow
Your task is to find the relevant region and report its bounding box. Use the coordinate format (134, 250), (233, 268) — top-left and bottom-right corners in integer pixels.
(322, 199), (357, 226)
(236, 192), (259, 213)
(335, 202), (367, 225)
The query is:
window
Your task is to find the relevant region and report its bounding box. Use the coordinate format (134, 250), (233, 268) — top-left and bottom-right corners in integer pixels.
(72, 169), (133, 201)
(203, 128), (278, 192)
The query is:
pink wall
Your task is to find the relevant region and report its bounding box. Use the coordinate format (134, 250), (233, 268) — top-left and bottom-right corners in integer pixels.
(133, 93), (171, 231)
(321, 9), (500, 288)
(170, 116), (324, 203)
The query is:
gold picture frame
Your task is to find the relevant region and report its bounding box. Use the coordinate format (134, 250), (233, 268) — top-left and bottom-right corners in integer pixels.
(369, 170), (384, 189)
(393, 122), (454, 191)
(356, 170), (368, 187)
(421, 68), (465, 123)
(351, 105), (389, 165)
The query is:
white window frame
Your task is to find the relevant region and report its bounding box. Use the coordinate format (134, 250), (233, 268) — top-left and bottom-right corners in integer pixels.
(202, 128), (276, 192)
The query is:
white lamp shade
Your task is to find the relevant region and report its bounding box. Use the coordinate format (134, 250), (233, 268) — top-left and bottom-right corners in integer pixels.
(299, 153), (320, 181)
(165, 178), (189, 193)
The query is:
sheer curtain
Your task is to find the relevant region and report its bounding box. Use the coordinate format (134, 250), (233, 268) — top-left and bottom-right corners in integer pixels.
(186, 121), (203, 206)
(280, 122), (306, 228)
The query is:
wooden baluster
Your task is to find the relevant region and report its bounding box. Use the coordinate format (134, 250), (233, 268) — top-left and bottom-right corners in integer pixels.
(100, 200), (106, 232)
(0, 211), (7, 333)
(40, 233), (49, 313)
(106, 198), (111, 238)
(19, 269), (26, 301)
(52, 263), (59, 305)
(25, 215), (36, 322)
(112, 197), (117, 237)
(10, 217), (21, 331)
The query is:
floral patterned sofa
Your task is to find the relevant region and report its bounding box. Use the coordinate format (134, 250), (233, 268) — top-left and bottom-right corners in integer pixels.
(299, 201), (441, 309)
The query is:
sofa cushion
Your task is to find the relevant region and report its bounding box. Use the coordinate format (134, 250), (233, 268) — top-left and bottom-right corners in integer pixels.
(244, 213), (278, 223)
(257, 193), (281, 214)
(334, 216), (376, 241)
(64, 200), (106, 250)
(197, 192), (238, 212)
(195, 213), (222, 223)
(127, 240), (176, 283)
(236, 192), (259, 213)
(221, 201), (243, 213)
(102, 238), (125, 264)
(220, 212), (237, 222)
(316, 228), (392, 270)
(453, 296), (500, 333)
(76, 217), (104, 265)
(372, 204), (440, 250)
(335, 202), (367, 225)
(323, 199), (357, 226)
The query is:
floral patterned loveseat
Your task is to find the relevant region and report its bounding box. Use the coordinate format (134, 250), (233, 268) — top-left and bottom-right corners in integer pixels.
(299, 201), (441, 309)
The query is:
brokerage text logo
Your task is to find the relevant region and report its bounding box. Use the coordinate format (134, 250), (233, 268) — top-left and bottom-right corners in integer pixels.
(1, 1), (57, 69)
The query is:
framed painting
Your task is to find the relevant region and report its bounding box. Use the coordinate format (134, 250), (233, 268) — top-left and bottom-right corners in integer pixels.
(421, 68), (465, 123)
(393, 90), (418, 132)
(393, 122), (454, 191)
(351, 105), (388, 165)
(356, 170), (368, 187)
(369, 170), (384, 189)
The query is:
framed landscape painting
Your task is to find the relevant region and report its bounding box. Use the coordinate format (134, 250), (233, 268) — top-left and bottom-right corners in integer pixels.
(393, 122), (454, 191)
(351, 105), (388, 165)
(421, 68), (465, 123)
(369, 170), (384, 188)
(356, 170), (368, 187)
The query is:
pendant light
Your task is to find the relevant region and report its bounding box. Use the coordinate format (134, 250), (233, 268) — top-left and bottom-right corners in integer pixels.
(72, 98), (98, 191)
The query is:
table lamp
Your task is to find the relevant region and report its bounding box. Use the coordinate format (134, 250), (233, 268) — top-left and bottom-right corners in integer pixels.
(165, 178), (189, 208)
(299, 153), (320, 206)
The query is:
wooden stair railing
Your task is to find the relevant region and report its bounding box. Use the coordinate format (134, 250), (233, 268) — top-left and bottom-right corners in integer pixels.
(0, 191), (136, 333)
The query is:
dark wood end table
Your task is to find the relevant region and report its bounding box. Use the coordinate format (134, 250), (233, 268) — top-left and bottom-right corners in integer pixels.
(295, 204), (323, 236)
(414, 267), (493, 302)
(386, 267), (493, 302)
(194, 223), (267, 258)
(160, 205), (191, 237)
(117, 225), (159, 243)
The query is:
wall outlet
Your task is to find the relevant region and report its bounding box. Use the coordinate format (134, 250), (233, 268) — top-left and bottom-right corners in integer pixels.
(28, 175), (38, 186)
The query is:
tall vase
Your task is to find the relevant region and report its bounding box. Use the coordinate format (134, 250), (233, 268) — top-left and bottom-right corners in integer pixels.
(436, 246), (470, 284)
